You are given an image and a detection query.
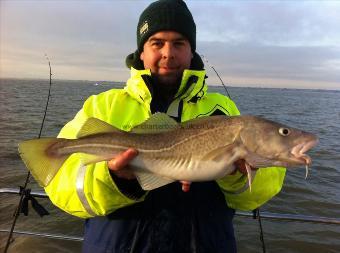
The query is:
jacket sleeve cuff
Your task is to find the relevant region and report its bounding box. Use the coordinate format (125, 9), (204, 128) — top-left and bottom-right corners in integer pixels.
(217, 167), (286, 211)
(109, 172), (146, 200)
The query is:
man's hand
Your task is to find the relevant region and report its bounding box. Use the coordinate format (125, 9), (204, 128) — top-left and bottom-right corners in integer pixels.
(181, 160), (258, 193)
(108, 148), (138, 180)
(180, 181), (191, 192)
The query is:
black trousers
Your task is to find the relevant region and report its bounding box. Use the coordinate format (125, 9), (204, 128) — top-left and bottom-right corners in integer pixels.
(82, 182), (237, 253)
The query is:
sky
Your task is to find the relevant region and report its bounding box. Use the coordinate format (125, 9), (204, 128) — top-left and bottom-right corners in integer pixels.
(1, 0), (340, 90)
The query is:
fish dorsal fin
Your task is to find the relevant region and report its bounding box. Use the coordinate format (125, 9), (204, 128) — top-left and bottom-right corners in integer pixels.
(77, 117), (122, 138)
(131, 113), (179, 134)
(180, 115), (227, 129)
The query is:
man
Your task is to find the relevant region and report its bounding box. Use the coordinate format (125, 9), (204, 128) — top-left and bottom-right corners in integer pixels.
(45, 0), (286, 252)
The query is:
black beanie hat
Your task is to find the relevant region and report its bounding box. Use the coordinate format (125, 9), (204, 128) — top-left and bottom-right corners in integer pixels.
(137, 0), (196, 53)
(126, 0), (204, 70)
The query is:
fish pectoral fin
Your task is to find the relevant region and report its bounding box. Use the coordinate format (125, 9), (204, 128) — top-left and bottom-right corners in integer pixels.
(130, 113), (179, 134)
(134, 171), (175, 190)
(202, 144), (243, 163)
(77, 117), (122, 138)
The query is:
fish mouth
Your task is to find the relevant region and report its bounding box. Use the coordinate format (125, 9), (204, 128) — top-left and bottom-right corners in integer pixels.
(290, 139), (318, 165)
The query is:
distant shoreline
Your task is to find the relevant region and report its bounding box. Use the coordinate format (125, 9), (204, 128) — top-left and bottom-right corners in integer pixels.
(0, 77), (339, 92)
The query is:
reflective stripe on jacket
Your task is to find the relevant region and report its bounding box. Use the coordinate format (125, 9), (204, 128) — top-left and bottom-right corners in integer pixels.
(45, 68), (286, 218)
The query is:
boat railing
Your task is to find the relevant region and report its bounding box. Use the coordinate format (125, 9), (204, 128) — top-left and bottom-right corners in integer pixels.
(1, 186), (340, 243)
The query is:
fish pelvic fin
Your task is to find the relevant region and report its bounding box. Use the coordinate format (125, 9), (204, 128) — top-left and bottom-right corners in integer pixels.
(18, 138), (69, 187)
(134, 171), (175, 190)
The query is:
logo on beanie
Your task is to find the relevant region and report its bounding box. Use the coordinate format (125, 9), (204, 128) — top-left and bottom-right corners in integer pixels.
(139, 20), (149, 37)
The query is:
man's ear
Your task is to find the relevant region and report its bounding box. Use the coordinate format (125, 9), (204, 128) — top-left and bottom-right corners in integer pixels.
(140, 51), (144, 61)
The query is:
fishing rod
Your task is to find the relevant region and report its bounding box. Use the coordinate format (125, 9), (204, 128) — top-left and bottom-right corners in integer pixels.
(200, 54), (232, 99)
(3, 55), (53, 253)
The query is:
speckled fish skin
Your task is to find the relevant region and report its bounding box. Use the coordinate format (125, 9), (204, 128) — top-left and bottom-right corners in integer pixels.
(18, 114), (318, 189)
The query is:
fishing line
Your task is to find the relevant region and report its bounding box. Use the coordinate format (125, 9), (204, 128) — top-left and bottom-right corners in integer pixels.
(253, 208), (267, 253)
(202, 54), (267, 252)
(4, 54), (53, 253)
(200, 54), (232, 99)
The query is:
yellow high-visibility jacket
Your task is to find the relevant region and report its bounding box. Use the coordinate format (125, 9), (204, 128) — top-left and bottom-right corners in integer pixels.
(45, 68), (286, 218)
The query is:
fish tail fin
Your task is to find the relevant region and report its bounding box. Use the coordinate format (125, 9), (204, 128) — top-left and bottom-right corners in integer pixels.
(18, 138), (69, 187)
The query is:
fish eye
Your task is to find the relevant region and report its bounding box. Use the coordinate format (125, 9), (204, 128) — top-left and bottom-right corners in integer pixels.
(279, 127), (291, 136)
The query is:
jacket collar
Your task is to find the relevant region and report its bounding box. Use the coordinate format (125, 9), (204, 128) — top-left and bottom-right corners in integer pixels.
(124, 67), (207, 105)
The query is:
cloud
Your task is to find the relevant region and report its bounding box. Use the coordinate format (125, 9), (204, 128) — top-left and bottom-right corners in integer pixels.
(187, 1), (340, 89)
(199, 41), (340, 88)
(190, 1), (340, 47)
(0, 0), (149, 80)
(1, 0), (340, 89)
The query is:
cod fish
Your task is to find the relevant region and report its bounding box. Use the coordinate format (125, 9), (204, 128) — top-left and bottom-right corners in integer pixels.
(18, 113), (318, 190)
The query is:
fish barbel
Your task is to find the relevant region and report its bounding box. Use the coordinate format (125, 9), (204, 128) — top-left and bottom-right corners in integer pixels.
(18, 113), (318, 190)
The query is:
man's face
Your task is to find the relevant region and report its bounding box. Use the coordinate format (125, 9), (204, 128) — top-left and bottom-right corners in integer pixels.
(140, 31), (193, 86)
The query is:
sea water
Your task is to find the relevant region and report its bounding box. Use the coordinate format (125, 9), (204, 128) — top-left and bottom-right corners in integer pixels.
(0, 78), (339, 252)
